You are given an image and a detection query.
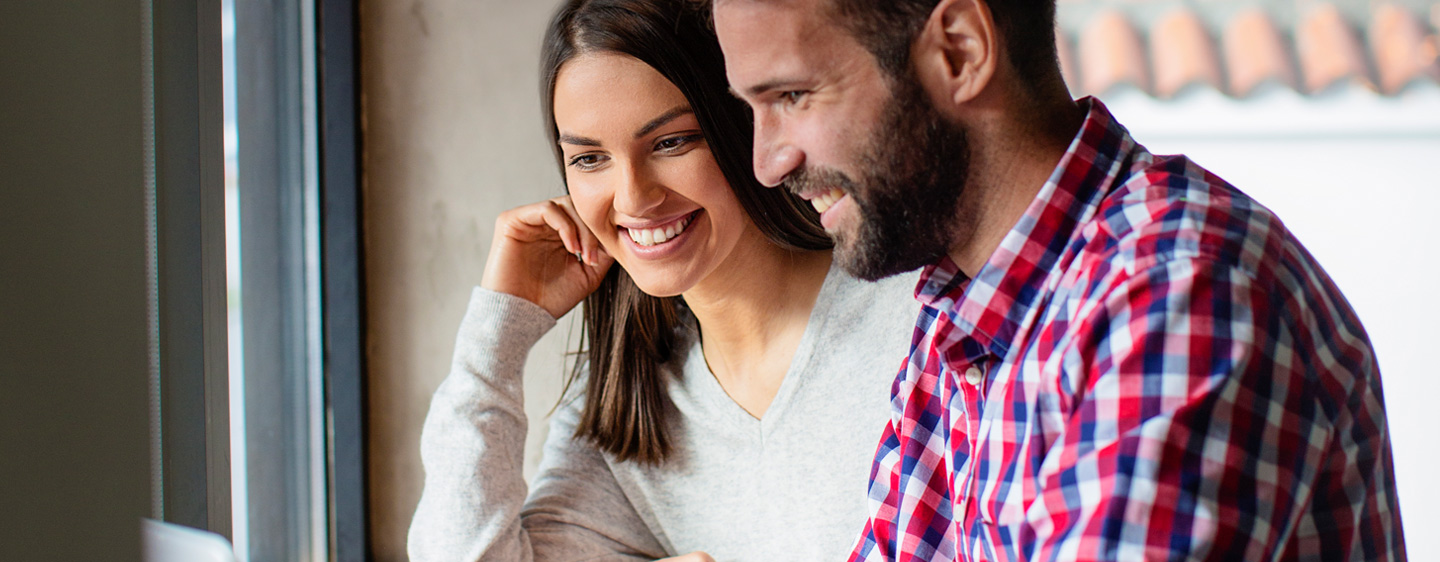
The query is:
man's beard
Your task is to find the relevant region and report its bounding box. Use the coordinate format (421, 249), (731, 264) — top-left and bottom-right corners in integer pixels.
(785, 72), (970, 281)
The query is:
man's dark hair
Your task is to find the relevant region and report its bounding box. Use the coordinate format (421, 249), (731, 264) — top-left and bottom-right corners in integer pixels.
(830, 0), (1059, 91)
(810, 0), (1062, 94)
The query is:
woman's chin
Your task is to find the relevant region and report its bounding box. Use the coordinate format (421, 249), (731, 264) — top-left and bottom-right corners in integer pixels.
(618, 261), (698, 298)
(627, 274), (690, 299)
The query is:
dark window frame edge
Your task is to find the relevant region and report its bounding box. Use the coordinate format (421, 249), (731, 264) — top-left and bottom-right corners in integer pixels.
(317, 0), (370, 560)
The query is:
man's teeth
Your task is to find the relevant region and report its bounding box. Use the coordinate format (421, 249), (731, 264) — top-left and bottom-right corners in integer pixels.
(811, 188), (847, 214)
(627, 216), (691, 247)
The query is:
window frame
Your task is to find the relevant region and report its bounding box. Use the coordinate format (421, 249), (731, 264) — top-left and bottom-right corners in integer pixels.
(152, 0), (232, 539)
(229, 0), (370, 558)
(317, 0), (369, 560)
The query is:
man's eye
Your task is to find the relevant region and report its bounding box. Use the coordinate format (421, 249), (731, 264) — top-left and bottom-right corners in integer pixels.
(779, 90), (807, 105)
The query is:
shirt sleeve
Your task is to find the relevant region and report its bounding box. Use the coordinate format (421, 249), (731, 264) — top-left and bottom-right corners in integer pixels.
(847, 418), (899, 562)
(1024, 257), (1402, 561)
(408, 287), (665, 562)
(848, 317), (957, 562)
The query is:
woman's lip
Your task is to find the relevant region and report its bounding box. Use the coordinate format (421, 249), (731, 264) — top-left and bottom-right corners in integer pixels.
(619, 210), (702, 259)
(616, 210), (699, 231)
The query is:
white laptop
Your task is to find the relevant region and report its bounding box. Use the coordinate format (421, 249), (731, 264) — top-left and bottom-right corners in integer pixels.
(142, 519), (238, 562)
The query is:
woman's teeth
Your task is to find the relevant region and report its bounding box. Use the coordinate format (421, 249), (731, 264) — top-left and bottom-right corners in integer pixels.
(627, 215), (691, 247)
(811, 188), (846, 214)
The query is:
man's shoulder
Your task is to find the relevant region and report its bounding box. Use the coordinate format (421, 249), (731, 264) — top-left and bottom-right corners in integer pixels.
(1087, 152), (1290, 279)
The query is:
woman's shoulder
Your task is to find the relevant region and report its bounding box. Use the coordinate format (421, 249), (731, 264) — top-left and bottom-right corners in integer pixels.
(822, 266), (922, 315)
(811, 265), (923, 343)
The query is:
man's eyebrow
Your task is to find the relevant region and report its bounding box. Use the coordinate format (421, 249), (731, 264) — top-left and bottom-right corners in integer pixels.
(634, 106), (694, 139)
(741, 78), (805, 98)
(558, 134), (602, 147)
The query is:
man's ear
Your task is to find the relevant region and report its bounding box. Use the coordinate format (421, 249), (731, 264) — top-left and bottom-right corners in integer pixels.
(911, 0), (997, 108)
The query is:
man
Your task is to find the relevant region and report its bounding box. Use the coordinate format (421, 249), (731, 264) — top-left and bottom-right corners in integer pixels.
(710, 0), (1406, 560)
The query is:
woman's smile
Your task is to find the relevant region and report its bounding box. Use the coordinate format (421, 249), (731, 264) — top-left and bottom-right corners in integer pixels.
(554, 52), (756, 297)
(619, 209), (702, 253)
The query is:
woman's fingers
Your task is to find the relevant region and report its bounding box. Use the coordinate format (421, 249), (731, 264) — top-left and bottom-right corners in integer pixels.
(498, 196), (608, 266)
(551, 196), (607, 266)
(497, 204), (569, 255)
(528, 200), (582, 257)
(480, 196), (615, 318)
(656, 553), (714, 562)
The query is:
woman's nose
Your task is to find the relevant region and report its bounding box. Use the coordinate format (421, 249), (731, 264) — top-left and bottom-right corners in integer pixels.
(612, 161), (665, 217)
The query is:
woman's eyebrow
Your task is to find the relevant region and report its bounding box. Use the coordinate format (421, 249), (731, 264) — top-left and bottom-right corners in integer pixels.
(558, 133), (602, 147)
(633, 106), (694, 139)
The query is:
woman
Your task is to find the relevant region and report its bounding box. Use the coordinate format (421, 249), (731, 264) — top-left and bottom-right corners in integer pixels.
(408, 1), (918, 560)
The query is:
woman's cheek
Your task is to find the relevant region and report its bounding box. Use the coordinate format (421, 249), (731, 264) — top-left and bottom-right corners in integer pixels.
(567, 184), (608, 236)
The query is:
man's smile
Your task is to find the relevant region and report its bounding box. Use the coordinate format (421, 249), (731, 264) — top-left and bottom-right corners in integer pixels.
(808, 188), (847, 214)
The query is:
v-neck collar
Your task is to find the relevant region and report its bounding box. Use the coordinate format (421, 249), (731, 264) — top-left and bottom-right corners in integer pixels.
(684, 263), (843, 435)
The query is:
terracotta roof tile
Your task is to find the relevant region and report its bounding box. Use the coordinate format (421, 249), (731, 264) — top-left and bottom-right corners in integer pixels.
(1150, 9), (1222, 98)
(1060, 1), (1440, 98)
(1223, 9), (1297, 96)
(1297, 4), (1374, 92)
(1371, 3), (1440, 93)
(1078, 11), (1149, 95)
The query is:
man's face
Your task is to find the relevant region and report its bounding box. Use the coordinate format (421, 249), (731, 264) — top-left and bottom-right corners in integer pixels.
(715, 0), (969, 280)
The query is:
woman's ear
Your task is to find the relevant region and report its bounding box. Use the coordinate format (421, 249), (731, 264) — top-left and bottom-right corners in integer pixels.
(911, 0), (998, 110)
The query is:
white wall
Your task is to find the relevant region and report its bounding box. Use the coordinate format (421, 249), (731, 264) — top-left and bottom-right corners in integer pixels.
(1106, 85), (1440, 559)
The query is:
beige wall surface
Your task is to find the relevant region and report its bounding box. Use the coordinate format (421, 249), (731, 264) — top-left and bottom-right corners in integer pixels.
(361, 0), (572, 559)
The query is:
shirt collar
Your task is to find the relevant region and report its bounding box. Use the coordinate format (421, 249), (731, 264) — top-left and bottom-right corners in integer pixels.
(914, 97), (1138, 358)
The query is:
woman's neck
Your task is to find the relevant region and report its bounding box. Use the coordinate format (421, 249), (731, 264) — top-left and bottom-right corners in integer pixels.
(681, 230), (832, 419)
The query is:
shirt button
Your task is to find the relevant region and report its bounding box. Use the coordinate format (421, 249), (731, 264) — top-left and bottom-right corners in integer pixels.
(965, 366), (984, 386)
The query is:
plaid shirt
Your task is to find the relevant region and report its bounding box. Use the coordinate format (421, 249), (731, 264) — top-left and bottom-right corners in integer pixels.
(848, 98), (1405, 561)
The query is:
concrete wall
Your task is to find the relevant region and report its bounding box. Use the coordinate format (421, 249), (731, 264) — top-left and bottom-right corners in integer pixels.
(360, 1), (572, 559)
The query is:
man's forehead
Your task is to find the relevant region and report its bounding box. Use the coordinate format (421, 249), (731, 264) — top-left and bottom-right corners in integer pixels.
(712, 0), (816, 11)
(713, 0), (818, 35)
(713, 0), (839, 81)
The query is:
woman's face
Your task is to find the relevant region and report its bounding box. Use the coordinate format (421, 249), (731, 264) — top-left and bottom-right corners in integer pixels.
(554, 52), (755, 297)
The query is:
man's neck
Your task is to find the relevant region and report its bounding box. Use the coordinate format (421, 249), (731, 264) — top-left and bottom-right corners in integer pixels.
(948, 98), (1087, 278)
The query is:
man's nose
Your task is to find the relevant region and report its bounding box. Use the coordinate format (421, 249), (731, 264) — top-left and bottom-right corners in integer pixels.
(752, 114), (803, 188)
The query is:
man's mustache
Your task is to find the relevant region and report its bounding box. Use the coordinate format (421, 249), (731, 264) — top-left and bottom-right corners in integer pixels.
(783, 166), (859, 199)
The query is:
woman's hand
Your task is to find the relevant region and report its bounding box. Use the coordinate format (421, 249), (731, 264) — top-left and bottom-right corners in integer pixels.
(657, 553), (714, 562)
(481, 196), (614, 318)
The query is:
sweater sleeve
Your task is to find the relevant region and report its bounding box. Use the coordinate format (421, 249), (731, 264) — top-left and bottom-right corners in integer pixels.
(408, 287), (664, 562)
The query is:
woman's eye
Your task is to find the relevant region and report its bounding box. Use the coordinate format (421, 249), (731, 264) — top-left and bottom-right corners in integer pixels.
(655, 134), (703, 154)
(567, 153), (606, 170)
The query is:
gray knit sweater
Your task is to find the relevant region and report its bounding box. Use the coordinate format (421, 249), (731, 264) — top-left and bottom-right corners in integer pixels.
(408, 266), (920, 562)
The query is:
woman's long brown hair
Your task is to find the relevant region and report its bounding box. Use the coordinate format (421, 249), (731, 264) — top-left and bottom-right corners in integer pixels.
(540, 0), (831, 464)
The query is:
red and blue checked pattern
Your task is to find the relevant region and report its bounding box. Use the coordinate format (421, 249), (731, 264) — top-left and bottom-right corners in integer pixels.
(848, 98), (1405, 561)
